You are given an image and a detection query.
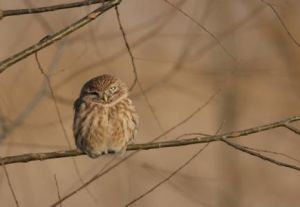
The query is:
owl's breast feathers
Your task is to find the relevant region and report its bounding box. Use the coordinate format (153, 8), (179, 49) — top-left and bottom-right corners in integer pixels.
(73, 97), (138, 156)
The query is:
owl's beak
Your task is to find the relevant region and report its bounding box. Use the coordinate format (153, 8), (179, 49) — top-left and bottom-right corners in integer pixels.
(102, 94), (108, 102)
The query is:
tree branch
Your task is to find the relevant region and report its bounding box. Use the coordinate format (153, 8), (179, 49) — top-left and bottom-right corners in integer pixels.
(126, 120), (225, 206)
(1, 158), (20, 207)
(261, 0), (300, 48)
(126, 143), (210, 207)
(115, 6), (138, 91)
(53, 174), (62, 207)
(1, 116), (300, 169)
(0, 0), (121, 73)
(1, 0), (110, 18)
(220, 138), (300, 171)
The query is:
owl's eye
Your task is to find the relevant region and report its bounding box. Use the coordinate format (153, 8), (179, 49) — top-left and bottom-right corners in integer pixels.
(109, 86), (118, 93)
(87, 91), (99, 97)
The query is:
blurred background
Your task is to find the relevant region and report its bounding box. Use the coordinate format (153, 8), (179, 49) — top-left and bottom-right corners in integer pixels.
(0, 0), (300, 206)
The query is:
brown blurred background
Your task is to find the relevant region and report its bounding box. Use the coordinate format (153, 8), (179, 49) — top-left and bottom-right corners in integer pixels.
(1, 0), (300, 206)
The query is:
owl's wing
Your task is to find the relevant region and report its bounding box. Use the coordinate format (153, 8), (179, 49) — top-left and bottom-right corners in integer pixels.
(130, 111), (139, 143)
(73, 98), (85, 113)
(73, 98), (87, 152)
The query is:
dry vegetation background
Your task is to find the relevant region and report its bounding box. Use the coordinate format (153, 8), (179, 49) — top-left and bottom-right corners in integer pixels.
(0, 0), (300, 206)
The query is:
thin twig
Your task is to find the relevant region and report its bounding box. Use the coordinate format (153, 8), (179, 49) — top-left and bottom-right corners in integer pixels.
(2, 0), (109, 18)
(115, 6), (137, 91)
(241, 145), (300, 164)
(51, 152), (136, 207)
(50, 4), (264, 103)
(53, 175), (62, 207)
(174, 132), (210, 140)
(116, 3), (216, 202)
(34, 53), (72, 147)
(126, 120), (225, 206)
(115, 5), (165, 134)
(0, 159), (20, 207)
(283, 124), (300, 135)
(49, 0), (186, 93)
(1, 116), (300, 166)
(0, 0), (120, 73)
(220, 138), (300, 171)
(261, 0), (300, 47)
(35, 53), (92, 198)
(162, 0), (236, 61)
(126, 143), (209, 206)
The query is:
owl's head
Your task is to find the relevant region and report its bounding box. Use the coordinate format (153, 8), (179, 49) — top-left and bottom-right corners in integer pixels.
(80, 74), (128, 105)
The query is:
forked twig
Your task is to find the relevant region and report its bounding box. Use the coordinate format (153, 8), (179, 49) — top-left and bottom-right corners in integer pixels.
(0, 0), (120, 73)
(126, 120), (225, 206)
(220, 138), (300, 171)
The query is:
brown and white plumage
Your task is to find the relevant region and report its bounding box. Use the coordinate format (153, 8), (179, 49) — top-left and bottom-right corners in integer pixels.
(73, 74), (139, 158)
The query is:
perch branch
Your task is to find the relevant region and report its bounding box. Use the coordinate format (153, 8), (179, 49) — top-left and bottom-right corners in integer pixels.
(0, 0), (120, 73)
(1, 116), (300, 169)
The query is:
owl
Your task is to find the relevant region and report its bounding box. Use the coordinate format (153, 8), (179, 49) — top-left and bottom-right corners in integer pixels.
(73, 74), (139, 158)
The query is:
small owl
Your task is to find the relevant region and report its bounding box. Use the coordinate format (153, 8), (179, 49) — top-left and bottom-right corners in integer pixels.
(73, 74), (139, 158)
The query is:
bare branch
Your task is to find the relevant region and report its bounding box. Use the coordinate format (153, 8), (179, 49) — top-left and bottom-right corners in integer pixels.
(34, 53), (72, 147)
(283, 124), (300, 135)
(1, 159), (20, 207)
(49, 3), (263, 100)
(115, 5), (165, 134)
(220, 138), (300, 171)
(0, 0), (120, 73)
(114, 6), (137, 91)
(2, 0), (109, 18)
(48, 0), (186, 93)
(126, 143), (209, 206)
(53, 175), (62, 207)
(240, 145), (300, 164)
(51, 152), (136, 207)
(261, 0), (300, 47)
(126, 119), (225, 206)
(1, 116), (299, 167)
(162, 0), (236, 61)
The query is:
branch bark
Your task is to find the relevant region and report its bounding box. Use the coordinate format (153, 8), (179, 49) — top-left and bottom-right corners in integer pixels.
(0, 0), (120, 73)
(1, 116), (299, 167)
(1, 0), (110, 18)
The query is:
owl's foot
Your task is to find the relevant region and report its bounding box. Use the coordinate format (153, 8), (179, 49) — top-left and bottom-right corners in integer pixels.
(85, 151), (101, 158)
(85, 149), (108, 158)
(85, 147), (128, 158)
(117, 146), (127, 156)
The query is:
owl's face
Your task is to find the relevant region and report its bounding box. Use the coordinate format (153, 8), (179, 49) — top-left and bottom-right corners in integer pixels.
(80, 74), (128, 105)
